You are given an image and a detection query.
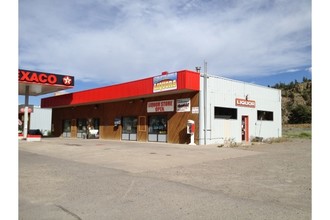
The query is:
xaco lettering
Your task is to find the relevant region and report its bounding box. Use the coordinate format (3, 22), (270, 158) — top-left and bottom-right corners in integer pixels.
(18, 69), (73, 86)
(19, 70), (57, 84)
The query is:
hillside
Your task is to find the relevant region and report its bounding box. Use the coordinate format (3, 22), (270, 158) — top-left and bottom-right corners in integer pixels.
(271, 77), (312, 124)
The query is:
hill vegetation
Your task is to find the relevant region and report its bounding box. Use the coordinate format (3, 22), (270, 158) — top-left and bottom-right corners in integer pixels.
(271, 77), (311, 124)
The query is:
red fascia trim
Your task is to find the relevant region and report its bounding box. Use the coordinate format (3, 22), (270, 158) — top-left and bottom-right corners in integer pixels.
(27, 134), (42, 138)
(19, 80), (74, 88)
(177, 70), (200, 90)
(41, 70), (200, 108)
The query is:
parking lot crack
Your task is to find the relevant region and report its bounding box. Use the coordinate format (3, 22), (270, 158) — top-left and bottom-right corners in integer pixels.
(122, 179), (135, 199)
(55, 204), (82, 220)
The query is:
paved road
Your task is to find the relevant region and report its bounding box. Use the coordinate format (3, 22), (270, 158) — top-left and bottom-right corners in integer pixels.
(19, 138), (311, 220)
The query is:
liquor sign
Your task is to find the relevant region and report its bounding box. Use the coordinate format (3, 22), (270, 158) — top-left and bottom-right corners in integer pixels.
(153, 72), (177, 93)
(235, 98), (256, 108)
(19, 69), (74, 86)
(176, 98), (190, 112)
(147, 100), (174, 113)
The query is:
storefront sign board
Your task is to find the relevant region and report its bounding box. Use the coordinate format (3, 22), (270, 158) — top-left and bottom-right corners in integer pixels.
(235, 98), (256, 108)
(147, 100), (174, 112)
(153, 72), (177, 93)
(19, 69), (74, 86)
(192, 107), (199, 114)
(176, 98), (191, 112)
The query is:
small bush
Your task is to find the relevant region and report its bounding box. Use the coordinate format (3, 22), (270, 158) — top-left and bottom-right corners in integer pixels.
(298, 132), (311, 139)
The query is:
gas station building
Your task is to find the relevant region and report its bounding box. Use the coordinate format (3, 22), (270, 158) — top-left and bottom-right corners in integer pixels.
(40, 70), (282, 145)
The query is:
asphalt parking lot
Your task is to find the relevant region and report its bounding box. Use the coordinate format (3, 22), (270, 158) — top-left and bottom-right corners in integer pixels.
(19, 138), (311, 220)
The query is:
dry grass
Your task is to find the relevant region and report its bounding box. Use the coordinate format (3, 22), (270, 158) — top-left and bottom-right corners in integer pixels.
(248, 124), (311, 145)
(217, 124), (311, 148)
(282, 123), (311, 139)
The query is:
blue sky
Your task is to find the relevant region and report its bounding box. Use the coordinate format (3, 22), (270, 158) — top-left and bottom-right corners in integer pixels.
(18, 0), (311, 106)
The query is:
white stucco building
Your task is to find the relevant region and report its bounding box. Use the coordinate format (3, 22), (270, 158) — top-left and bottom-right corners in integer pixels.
(199, 74), (282, 145)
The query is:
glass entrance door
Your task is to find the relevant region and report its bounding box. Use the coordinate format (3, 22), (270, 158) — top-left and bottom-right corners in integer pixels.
(122, 117), (137, 141)
(62, 119), (71, 137)
(148, 115), (167, 142)
(77, 118), (87, 138)
(241, 115), (249, 142)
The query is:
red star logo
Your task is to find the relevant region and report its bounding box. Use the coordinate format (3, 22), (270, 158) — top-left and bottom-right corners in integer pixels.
(63, 76), (72, 85)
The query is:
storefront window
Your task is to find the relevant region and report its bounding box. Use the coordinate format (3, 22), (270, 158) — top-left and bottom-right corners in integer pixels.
(122, 117), (137, 141)
(77, 119), (87, 138)
(257, 110), (274, 121)
(87, 118), (100, 139)
(148, 115), (167, 142)
(77, 119), (87, 132)
(63, 119), (71, 132)
(122, 117), (137, 133)
(149, 115), (167, 134)
(214, 107), (237, 119)
(91, 118), (100, 130)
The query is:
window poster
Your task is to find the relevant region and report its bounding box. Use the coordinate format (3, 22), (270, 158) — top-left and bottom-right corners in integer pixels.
(176, 98), (191, 112)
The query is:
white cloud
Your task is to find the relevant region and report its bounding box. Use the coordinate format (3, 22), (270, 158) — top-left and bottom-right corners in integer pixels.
(19, 0), (311, 84)
(283, 68), (301, 73)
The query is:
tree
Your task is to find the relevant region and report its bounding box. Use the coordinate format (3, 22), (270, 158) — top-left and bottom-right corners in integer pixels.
(288, 104), (311, 124)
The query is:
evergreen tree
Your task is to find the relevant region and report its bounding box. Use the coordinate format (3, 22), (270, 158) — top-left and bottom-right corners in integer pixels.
(288, 104), (311, 124)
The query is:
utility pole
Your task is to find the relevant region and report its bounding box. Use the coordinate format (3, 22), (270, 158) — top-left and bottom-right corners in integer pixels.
(203, 61), (207, 145)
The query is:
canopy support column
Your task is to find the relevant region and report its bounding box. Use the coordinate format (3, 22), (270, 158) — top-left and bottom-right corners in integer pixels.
(23, 86), (29, 139)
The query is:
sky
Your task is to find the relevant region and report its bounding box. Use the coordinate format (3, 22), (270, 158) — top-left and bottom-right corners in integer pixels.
(18, 0), (311, 106)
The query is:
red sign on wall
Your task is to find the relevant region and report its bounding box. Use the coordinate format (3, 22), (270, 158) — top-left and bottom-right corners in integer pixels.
(18, 69), (74, 86)
(235, 98), (256, 108)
